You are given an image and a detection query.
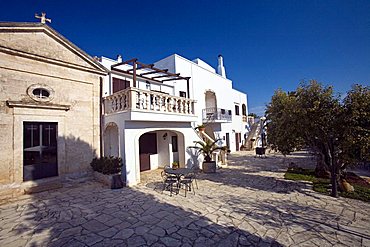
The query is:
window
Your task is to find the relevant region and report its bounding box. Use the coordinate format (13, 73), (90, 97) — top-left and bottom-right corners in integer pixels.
(32, 88), (50, 99)
(27, 84), (54, 102)
(113, 77), (130, 93)
(171, 136), (178, 152)
(235, 105), (240, 115)
(179, 91), (186, 98)
(228, 110), (232, 115)
(221, 109), (226, 114)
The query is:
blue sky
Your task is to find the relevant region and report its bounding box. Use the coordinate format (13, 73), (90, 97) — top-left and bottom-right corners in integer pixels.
(1, 0), (369, 116)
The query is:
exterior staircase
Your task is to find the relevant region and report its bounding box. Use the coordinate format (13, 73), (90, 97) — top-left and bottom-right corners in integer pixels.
(244, 122), (262, 150)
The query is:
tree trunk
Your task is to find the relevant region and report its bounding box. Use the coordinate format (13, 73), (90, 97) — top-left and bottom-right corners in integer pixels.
(315, 152), (330, 178)
(327, 143), (338, 197)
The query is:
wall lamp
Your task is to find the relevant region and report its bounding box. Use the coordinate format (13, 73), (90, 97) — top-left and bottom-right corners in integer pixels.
(163, 133), (168, 140)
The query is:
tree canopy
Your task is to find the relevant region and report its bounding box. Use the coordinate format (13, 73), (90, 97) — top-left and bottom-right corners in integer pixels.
(266, 81), (370, 197)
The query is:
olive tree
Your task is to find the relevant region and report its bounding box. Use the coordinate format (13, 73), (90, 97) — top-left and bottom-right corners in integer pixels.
(266, 81), (369, 197)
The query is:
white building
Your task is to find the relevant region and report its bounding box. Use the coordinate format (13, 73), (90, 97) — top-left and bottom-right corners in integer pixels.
(155, 54), (249, 152)
(100, 54), (248, 186)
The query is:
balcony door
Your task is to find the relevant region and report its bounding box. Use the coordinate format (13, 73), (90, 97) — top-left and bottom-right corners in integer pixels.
(23, 122), (58, 181)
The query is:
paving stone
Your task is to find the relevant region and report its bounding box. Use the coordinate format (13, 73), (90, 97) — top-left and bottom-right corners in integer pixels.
(166, 226), (179, 235)
(127, 235), (146, 247)
(91, 238), (125, 247)
(178, 228), (198, 240)
(160, 236), (182, 247)
(81, 219), (108, 232)
(74, 232), (104, 246)
(135, 225), (150, 235)
(150, 227), (166, 237)
(58, 226), (83, 239)
(95, 213), (115, 223)
(113, 228), (134, 240)
(142, 233), (159, 245)
(98, 227), (119, 238)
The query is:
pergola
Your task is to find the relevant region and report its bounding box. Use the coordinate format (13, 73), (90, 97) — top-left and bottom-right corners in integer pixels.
(111, 58), (190, 98)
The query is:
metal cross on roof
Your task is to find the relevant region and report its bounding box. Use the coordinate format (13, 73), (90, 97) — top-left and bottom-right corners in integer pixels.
(35, 12), (51, 24)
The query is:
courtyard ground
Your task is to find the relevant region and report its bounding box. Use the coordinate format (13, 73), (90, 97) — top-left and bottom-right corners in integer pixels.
(0, 151), (369, 246)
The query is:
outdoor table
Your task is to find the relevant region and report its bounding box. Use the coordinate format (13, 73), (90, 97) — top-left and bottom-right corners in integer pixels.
(164, 168), (193, 180)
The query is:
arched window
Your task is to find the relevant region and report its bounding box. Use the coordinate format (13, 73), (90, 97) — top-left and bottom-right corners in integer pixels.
(242, 104), (247, 116)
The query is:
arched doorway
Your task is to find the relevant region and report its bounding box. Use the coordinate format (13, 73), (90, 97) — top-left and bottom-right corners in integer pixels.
(138, 130), (185, 172)
(104, 123), (119, 157)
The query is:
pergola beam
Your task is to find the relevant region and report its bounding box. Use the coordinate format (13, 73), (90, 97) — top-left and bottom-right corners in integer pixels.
(111, 67), (163, 84)
(140, 69), (168, 76)
(111, 58), (138, 68)
(151, 73), (179, 79)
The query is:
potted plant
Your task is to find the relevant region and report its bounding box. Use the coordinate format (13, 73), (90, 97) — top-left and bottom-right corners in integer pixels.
(90, 156), (125, 189)
(172, 161), (179, 169)
(188, 139), (227, 173)
(195, 124), (206, 132)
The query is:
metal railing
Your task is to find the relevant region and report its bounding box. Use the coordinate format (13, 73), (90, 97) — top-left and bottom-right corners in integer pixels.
(202, 107), (232, 122)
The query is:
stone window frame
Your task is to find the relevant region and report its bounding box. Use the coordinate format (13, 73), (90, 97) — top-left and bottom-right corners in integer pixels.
(27, 84), (55, 102)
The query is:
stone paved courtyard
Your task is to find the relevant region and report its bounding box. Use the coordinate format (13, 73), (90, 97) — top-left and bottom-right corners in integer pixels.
(0, 151), (369, 246)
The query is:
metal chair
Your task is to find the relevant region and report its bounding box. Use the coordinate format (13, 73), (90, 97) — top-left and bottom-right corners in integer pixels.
(185, 169), (199, 189)
(179, 173), (196, 197)
(161, 171), (178, 196)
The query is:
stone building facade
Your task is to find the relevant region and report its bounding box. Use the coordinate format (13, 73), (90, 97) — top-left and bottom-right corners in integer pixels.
(0, 22), (107, 197)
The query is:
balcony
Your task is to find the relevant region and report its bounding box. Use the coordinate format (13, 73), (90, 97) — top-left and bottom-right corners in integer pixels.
(103, 88), (196, 122)
(202, 107), (232, 122)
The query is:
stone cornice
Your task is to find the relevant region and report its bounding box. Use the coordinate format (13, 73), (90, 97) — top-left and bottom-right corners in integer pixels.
(0, 45), (106, 76)
(6, 100), (70, 111)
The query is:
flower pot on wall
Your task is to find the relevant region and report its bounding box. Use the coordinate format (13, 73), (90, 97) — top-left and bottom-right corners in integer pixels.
(203, 161), (216, 173)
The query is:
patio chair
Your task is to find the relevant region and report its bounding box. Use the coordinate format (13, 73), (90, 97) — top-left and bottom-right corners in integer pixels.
(178, 173), (196, 197)
(161, 171), (178, 196)
(185, 169), (199, 189)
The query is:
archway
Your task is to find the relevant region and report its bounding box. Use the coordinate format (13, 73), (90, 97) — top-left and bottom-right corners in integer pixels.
(104, 122), (119, 157)
(137, 130), (185, 172)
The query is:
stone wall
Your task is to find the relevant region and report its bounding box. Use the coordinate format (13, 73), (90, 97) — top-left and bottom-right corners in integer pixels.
(0, 24), (105, 189)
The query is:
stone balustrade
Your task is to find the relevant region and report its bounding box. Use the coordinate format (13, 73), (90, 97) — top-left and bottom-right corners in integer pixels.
(103, 87), (195, 115)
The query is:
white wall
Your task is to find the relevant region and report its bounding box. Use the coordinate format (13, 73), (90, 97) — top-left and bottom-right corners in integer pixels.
(155, 54), (249, 152)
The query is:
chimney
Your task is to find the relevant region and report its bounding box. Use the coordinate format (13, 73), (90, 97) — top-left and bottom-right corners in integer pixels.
(217, 54), (226, 78)
(117, 54), (122, 63)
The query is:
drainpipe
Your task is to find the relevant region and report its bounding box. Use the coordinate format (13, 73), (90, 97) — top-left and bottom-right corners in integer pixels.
(99, 77), (103, 158)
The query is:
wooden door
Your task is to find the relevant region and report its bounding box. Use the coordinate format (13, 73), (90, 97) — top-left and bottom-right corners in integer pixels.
(226, 133), (230, 150)
(139, 133), (157, 172)
(235, 133), (240, 151)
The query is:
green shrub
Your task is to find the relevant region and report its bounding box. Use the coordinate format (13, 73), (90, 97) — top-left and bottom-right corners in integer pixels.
(90, 156), (122, 175)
